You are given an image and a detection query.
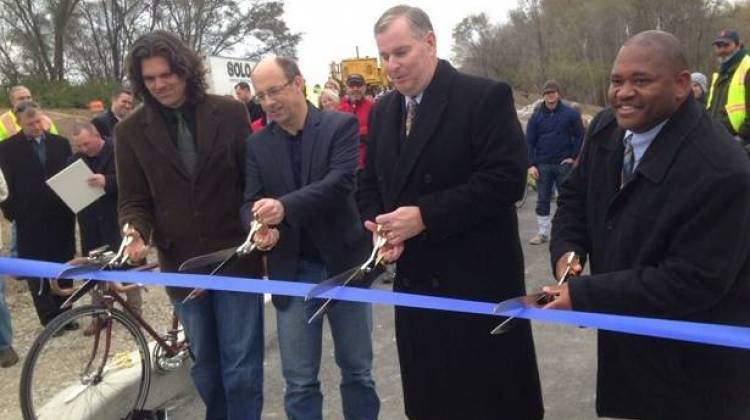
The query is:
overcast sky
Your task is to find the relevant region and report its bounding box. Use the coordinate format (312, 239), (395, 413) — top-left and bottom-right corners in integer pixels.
(282, 0), (518, 85)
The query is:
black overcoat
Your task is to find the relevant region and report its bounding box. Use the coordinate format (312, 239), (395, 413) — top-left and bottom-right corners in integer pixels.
(357, 60), (544, 420)
(0, 131), (75, 262)
(551, 99), (750, 419)
(70, 138), (120, 254)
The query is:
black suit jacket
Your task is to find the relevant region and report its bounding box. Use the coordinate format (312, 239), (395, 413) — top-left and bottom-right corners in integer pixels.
(356, 60), (543, 419)
(242, 106), (369, 292)
(91, 109), (118, 139)
(70, 138), (120, 254)
(552, 99), (750, 419)
(0, 132), (75, 262)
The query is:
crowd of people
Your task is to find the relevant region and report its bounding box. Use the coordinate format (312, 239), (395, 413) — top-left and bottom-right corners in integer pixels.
(0, 3), (748, 420)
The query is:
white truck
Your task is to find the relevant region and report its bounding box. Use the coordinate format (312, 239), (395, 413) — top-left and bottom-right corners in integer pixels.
(204, 55), (256, 96)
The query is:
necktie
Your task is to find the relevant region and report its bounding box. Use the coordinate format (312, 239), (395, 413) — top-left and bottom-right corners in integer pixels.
(405, 96), (418, 137)
(33, 138), (45, 166)
(175, 111), (197, 175)
(621, 133), (635, 187)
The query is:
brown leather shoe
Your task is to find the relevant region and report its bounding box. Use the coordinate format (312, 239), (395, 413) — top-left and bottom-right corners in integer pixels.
(0, 347), (19, 368)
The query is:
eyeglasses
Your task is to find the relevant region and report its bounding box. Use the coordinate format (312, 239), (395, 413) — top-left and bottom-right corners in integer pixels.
(256, 80), (293, 103)
(714, 42), (731, 48)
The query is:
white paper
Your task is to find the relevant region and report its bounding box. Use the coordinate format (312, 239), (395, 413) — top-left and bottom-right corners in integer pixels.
(46, 158), (105, 213)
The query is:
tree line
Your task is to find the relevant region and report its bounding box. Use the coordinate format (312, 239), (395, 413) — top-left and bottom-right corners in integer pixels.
(451, 0), (750, 106)
(0, 0), (301, 88)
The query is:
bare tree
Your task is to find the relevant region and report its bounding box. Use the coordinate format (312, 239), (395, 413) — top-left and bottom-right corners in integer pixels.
(0, 0), (80, 81)
(452, 0), (743, 106)
(152, 0), (300, 58)
(68, 0), (151, 81)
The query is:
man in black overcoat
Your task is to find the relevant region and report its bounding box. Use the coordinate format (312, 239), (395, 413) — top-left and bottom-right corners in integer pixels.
(0, 101), (75, 326)
(545, 30), (750, 419)
(357, 6), (543, 420)
(91, 88), (134, 138)
(70, 122), (142, 317)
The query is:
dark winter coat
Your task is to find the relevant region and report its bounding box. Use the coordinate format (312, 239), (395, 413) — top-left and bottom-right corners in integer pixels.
(526, 100), (584, 166)
(357, 59), (544, 420)
(70, 138), (120, 254)
(551, 99), (750, 419)
(91, 109), (119, 139)
(0, 131), (75, 263)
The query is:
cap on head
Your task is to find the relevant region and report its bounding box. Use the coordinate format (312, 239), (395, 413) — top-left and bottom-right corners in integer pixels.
(542, 80), (560, 94)
(346, 74), (365, 86)
(713, 30), (740, 45)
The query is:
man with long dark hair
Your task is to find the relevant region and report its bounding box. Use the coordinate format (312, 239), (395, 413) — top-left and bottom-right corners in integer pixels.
(115, 31), (267, 420)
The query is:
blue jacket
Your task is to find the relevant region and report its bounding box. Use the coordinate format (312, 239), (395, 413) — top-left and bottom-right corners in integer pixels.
(526, 101), (583, 166)
(241, 106), (370, 307)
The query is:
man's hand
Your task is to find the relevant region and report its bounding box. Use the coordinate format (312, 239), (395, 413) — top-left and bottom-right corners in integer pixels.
(541, 284), (572, 310)
(560, 158), (575, 166)
(374, 206), (425, 245)
(122, 227), (147, 262)
(555, 251), (583, 281)
(87, 174), (106, 188)
(254, 226), (280, 251)
(252, 198), (285, 225)
(528, 166), (539, 179)
(365, 220), (404, 263)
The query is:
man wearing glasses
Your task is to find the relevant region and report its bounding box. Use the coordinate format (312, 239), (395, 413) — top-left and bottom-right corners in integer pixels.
(707, 29), (750, 154)
(243, 56), (379, 420)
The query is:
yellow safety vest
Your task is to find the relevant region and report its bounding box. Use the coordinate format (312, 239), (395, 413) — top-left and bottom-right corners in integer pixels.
(707, 54), (750, 133)
(0, 111), (58, 141)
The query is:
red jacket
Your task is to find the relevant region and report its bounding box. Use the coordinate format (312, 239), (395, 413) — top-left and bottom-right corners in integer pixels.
(338, 97), (373, 168)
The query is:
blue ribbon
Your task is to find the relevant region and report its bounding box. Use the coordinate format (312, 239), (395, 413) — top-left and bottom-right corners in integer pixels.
(2, 257), (749, 350)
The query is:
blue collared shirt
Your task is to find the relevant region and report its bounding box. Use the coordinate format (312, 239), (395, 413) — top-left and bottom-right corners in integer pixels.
(624, 119), (668, 170)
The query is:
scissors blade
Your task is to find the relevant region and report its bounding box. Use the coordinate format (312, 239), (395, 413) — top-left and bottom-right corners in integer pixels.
(57, 264), (105, 279)
(181, 250), (240, 304)
(492, 293), (546, 314)
(490, 293), (548, 335)
(178, 247), (237, 272)
(305, 266), (360, 301)
(307, 269), (366, 324)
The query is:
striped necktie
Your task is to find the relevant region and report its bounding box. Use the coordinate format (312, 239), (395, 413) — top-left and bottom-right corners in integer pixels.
(621, 133), (635, 187)
(405, 96), (418, 137)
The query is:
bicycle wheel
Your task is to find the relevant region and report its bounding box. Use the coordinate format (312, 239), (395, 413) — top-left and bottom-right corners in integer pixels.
(20, 305), (152, 420)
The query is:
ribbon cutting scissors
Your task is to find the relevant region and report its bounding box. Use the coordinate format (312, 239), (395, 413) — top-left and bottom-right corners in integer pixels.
(56, 224), (147, 308)
(490, 252), (579, 335)
(178, 216), (266, 303)
(305, 226), (388, 324)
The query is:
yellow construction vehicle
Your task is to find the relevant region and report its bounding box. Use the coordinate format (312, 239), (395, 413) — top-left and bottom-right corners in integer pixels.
(329, 55), (392, 91)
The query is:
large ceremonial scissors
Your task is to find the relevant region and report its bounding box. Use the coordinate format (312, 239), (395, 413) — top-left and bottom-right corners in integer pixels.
(489, 252), (579, 334)
(178, 216), (266, 303)
(305, 226), (387, 323)
(56, 224), (146, 308)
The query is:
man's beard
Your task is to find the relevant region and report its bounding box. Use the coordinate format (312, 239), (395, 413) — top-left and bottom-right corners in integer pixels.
(718, 48), (739, 65)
